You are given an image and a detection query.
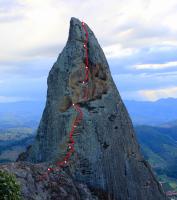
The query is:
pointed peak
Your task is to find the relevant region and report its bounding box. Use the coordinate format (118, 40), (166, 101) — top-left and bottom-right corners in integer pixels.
(68, 17), (88, 42)
(70, 17), (82, 25)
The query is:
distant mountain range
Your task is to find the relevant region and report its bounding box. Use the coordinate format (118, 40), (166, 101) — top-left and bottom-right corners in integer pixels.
(135, 125), (177, 177)
(160, 120), (177, 128)
(0, 98), (177, 192)
(0, 101), (45, 128)
(0, 98), (177, 128)
(124, 98), (177, 125)
(0, 128), (35, 163)
(135, 125), (177, 192)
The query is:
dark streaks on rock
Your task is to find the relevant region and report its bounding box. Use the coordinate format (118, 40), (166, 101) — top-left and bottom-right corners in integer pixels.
(17, 17), (167, 200)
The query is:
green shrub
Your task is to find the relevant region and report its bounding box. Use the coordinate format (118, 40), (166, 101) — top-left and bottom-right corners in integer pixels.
(0, 170), (21, 200)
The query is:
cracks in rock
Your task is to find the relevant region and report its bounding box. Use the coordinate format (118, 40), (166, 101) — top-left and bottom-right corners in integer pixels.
(89, 187), (112, 200)
(79, 102), (97, 111)
(139, 159), (165, 195)
(103, 142), (109, 150)
(108, 114), (116, 122)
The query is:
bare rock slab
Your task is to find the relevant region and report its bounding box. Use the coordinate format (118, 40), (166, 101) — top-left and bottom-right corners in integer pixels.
(18, 17), (167, 200)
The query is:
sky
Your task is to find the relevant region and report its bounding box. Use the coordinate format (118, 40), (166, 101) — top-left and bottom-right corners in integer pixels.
(0, 0), (177, 102)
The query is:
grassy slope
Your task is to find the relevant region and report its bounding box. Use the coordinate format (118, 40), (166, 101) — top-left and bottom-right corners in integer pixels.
(135, 125), (177, 192)
(0, 128), (35, 162)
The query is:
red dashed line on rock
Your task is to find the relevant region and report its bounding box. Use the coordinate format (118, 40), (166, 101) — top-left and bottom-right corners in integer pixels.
(38, 21), (90, 179)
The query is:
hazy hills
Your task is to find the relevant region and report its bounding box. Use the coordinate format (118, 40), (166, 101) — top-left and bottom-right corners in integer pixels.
(135, 125), (177, 178)
(0, 98), (177, 192)
(0, 128), (35, 163)
(124, 98), (177, 125)
(135, 125), (177, 192)
(1, 98), (177, 129)
(0, 101), (44, 128)
(0, 101), (40, 162)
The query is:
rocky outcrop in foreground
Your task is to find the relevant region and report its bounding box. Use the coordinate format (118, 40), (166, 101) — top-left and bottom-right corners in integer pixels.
(0, 162), (100, 200)
(14, 17), (167, 200)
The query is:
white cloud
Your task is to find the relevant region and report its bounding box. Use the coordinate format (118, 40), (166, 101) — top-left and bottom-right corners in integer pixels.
(139, 86), (177, 101)
(1, 0), (177, 101)
(134, 61), (177, 70)
(118, 86), (177, 101)
(112, 71), (177, 101)
(0, 96), (36, 103)
(103, 44), (138, 58)
(0, 0), (177, 61)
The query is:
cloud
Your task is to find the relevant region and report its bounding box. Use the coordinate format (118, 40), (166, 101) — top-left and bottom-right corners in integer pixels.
(112, 71), (177, 101)
(0, 15), (25, 23)
(0, 76), (47, 102)
(0, 0), (25, 23)
(0, 96), (36, 103)
(103, 44), (138, 58)
(113, 71), (177, 91)
(139, 86), (177, 101)
(0, 58), (54, 79)
(1, 0), (177, 101)
(1, 0), (177, 61)
(134, 61), (177, 70)
(119, 86), (177, 101)
(0, 0), (23, 12)
(22, 44), (64, 58)
(109, 45), (177, 75)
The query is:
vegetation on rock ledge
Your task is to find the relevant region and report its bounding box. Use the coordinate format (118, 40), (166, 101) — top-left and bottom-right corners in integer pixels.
(0, 170), (21, 200)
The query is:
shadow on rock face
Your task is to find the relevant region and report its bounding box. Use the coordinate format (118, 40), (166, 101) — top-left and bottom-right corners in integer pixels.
(59, 63), (109, 113)
(17, 17), (167, 200)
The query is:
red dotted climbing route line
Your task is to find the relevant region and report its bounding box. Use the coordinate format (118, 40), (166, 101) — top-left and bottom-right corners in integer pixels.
(37, 21), (90, 180)
(55, 21), (89, 167)
(82, 21), (89, 83)
(56, 104), (83, 167)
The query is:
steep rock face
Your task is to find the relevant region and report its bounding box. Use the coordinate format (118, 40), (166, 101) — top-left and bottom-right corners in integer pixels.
(19, 18), (167, 200)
